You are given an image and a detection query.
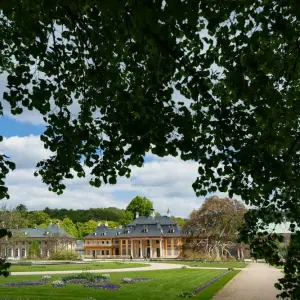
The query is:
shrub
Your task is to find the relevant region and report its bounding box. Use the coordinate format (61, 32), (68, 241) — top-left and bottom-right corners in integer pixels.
(52, 280), (66, 288)
(181, 266), (188, 269)
(179, 291), (194, 298)
(41, 275), (51, 281)
(49, 249), (81, 260)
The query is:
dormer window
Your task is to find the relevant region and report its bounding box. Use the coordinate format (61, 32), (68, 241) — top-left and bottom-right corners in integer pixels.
(143, 226), (148, 233)
(94, 232), (97, 236)
(169, 226), (175, 233)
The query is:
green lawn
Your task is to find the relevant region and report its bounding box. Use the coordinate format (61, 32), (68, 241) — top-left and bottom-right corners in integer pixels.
(154, 260), (248, 269)
(0, 269), (239, 299)
(10, 262), (149, 272)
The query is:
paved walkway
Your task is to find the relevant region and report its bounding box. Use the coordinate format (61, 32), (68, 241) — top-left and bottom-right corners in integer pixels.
(213, 263), (283, 300)
(10, 262), (185, 276)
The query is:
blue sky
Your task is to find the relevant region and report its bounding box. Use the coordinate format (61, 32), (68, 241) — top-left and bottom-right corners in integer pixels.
(0, 116), (45, 137)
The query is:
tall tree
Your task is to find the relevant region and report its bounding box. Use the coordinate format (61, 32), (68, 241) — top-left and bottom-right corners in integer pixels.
(0, 1), (300, 296)
(183, 196), (246, 260)
(15, 204), (28, 215)
(27, 211), (50, 227)
(126, 196), (153, 217)
(61, 217), (78, 238)
(119, 211), (134, 226)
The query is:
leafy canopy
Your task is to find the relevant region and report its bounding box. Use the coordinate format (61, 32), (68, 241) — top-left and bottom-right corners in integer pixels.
(126, 196), (153, 217)
(0, 1), (300, 296)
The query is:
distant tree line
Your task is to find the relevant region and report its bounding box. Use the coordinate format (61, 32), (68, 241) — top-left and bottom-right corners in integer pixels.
(42, 206), (124, 223)
(0, 196), (186, 239)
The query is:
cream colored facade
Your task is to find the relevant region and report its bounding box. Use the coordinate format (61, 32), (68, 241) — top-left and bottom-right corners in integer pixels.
(84, 237), (183, 259)
(83, 212), (183, 259)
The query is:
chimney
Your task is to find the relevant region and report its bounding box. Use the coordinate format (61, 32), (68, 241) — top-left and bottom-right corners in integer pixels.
(151, 208), (155, 218)
(135, 211), (139, 219)
(98, 221), (101, 227)
(167, 208), (171, 217)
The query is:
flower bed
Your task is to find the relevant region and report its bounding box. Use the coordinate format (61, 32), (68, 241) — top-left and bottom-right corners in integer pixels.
(64, 278), (108, 284)
(121, 277), (152, 284)
(41, 275), (52, 281)
(191, 270), (232, 294)
(52, 280), (66, 288)
(85, 283), (121, 290)
(1, 281), (45, 287)
(61, 273), (110, 283)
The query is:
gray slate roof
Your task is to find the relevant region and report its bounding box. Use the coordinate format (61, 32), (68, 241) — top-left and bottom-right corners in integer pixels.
(84, 215), (181, 239)
(13, 224), (75, 239)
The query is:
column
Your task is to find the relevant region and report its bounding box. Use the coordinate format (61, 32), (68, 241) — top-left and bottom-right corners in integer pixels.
(150, 240), (152, 258)
(140, 240), (143, 258)
(130, 240), (133, 257)
(159, 239), (162, 258)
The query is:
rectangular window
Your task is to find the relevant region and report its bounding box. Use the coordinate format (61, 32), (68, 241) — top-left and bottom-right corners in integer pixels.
(128, 240), (131, 245)
(122, 249), (126, 255)
(87, 250), (90, 255)
(22, 241), (25, 245)
(8, 249), (12, 257)
(106, 241), (109, 244)
(87, 241), (90, 244)
(167, 249), (172, 256)
(122, 240), (126, 245)
(106, 250), (109, 255)
(167, 239), (172, 245)
(15, 249), (19, 257)
(96, 250), (100, 255)
(114, 240), (119, 245)
(102, 250), (105, 255)
(156, 240), (159, 244)
(102, 241), (105, 244)
(174, 245), (178, 256)
(128, 248), (131, 255)
(21, 249), (26, 257)
(173, 239), (178, 245)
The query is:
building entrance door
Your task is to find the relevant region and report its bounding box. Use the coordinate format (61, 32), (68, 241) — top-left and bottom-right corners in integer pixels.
(146, 247), (150, 258)
(92, 250), (96, 259)
(156, 248), (160, 258)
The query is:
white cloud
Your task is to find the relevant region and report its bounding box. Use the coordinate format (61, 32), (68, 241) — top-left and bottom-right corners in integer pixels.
(0, 135), (51, 169)
(0, 135), (208, 217)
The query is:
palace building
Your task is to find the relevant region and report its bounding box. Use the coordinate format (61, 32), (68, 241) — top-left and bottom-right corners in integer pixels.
(83, 208), (183, 259)
(0, 222), (77, 259)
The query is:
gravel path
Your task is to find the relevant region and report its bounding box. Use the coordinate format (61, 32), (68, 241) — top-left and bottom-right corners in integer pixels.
(213, 263), (283, 300)
(10, 262), (185, 276)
